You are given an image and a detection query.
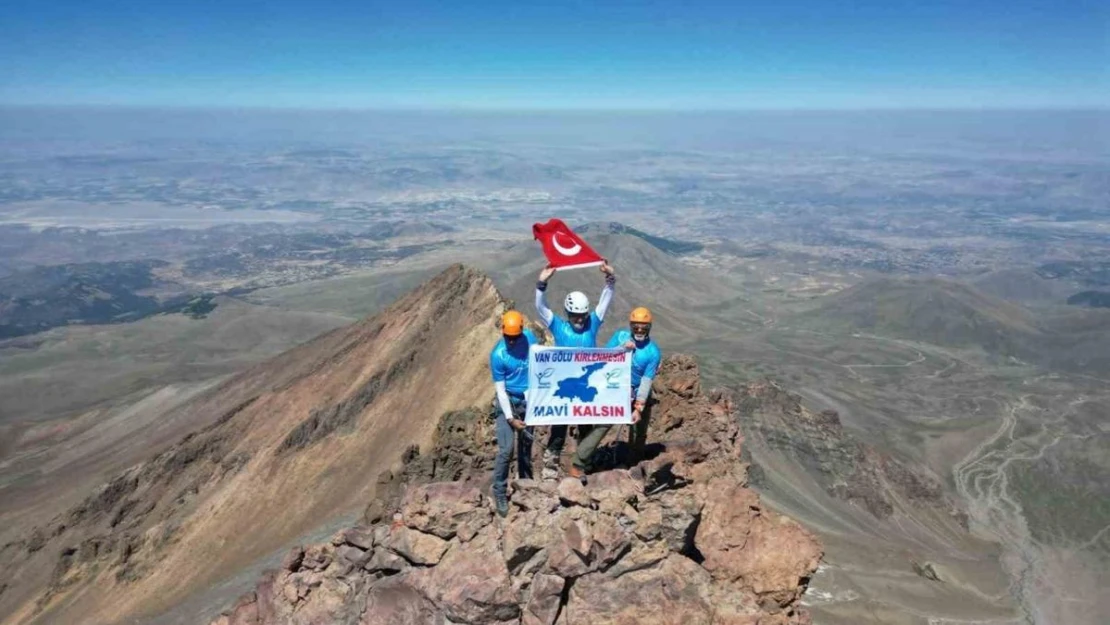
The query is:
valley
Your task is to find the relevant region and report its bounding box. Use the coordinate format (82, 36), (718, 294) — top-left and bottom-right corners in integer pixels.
(0, 109), (1107, 625)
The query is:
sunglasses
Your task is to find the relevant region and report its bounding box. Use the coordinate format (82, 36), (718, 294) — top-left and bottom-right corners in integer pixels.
(568, 312), (589, 322)
(631, 323), (651, 333)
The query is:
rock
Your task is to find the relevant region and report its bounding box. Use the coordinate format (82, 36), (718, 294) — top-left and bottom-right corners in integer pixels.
(589, 514), (632, 570)
(400, 482), (490, 540)
(340, 526), (375, 550)
(384, 526), (450, 566)
(634, 504), (663, 541)
(696, 482), (821, 607)
(287, 576), (354, 624)
(280, 546), (304, 572)
(219, 592), (259, 625)
(502, 510), (559, 575)
(912, 560), (943, 582)
(510, 479), (559, 513)
(372, 524), (390, 547)
(363, 498), (387, 525)
(336, 545), (371, 569)
(301, 544), (333, 571)
(605, 539), (669, 579)
(364, 548), (409, 574)
(655, 489), (704, 554)
(544, 517), (593, 578)
(586, 470), (642, 504)
(406, 532), (521, 623)
(360, 578), (444, 625)
(567, 554), (713, 624)
(557, 478), (591, 507)
(522, 573), (565, 625)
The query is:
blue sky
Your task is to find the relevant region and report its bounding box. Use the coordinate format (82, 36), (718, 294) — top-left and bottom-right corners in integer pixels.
(1, 0), (1106, 109)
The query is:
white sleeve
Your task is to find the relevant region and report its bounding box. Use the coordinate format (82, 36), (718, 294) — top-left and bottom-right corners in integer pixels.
(635, 376), (654, 403)
(595, 275), (615, 321)
(535, 287), (554, 327)
(494, 381), (516, 422)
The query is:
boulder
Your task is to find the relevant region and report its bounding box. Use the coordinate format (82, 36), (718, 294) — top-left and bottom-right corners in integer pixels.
(566, 554), (714, 625)
(399, 482), (490, 540)
(522, 573), (565, 625)
(406, 532), (521, 623)
(359, 578), (444, 625)
(383, 526), (450, 566)
(556, 478), (591, 508)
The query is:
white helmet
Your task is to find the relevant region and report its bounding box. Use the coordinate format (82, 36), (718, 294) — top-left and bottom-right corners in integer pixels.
(564, 291), (590, 314)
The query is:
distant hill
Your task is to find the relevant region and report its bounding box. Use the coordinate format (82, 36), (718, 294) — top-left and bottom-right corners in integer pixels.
(367, 219), (456, 239)
(0, 261), (178, 339)
(576, 221), (704, 255)
(971, 268), (1078, 305)
(1067, 290), (1110, 309)
(806, 276), (1110, 373)
(808, 276), (1043, 356)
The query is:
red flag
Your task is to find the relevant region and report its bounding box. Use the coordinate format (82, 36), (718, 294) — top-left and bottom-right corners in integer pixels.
(532, 219), (604, 270)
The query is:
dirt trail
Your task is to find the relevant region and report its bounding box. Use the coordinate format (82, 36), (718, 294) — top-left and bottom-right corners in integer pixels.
(951, 393), (1085, 625)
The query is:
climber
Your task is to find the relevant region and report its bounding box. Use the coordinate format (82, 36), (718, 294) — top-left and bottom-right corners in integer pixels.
(609, 306), (662, 465)
(489, 309), (539, 517)
(568, 306), (662, 477)
(534, 260), (615, 479)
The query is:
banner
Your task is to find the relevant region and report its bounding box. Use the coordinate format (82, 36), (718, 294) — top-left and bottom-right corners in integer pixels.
(533, 218), (605, 270)
(525, 346), (632, 426)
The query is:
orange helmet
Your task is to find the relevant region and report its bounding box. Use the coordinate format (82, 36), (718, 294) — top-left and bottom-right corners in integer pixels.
(629, 307), (653, 324)
(501, 310), (524, 336)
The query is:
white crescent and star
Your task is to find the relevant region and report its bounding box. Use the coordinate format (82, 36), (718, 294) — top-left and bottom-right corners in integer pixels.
(552, 232), (582, 256)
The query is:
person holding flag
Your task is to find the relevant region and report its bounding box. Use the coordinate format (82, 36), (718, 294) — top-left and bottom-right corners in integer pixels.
(488, 309), (539, 517)
(534, 260), (616, 480)
(607, 306), (662, 465)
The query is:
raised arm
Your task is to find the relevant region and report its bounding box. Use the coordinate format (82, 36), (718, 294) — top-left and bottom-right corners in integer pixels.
(595, 262), (616, 321)
(534, 265), (556, 327)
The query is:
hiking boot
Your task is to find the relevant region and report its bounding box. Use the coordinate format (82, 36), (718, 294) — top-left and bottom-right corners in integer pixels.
(495, 497), (509, 518)
(567, 464), (588, 486)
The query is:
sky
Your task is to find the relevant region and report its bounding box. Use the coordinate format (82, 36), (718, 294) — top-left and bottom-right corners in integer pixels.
(0, 0), (1106, 110)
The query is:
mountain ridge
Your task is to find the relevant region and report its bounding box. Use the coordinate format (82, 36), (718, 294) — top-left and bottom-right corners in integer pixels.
(0, 264), (508, 625)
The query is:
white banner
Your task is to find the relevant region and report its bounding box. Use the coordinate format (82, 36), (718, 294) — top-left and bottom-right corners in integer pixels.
(525, 346), (632, 426)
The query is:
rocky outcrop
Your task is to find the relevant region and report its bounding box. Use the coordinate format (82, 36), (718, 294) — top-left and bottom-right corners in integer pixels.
(737, 379), (966, 525)
(211, 355), (822, 625)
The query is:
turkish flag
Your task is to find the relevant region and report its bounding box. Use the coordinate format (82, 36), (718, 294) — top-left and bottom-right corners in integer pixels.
(532, 219), (604, 270)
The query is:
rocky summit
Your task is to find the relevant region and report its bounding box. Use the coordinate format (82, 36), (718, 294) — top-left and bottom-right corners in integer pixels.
(211, 356), (822, 625)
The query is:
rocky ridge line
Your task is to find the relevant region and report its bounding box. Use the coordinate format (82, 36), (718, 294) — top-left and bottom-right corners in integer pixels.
(211, 355), (823, 625)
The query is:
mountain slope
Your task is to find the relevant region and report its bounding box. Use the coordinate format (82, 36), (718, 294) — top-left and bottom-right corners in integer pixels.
(805, 276), (1043, 357)
(0, 264), (506, 625)
(207, 355), (822, 625)
(736, 379), (1020, 625)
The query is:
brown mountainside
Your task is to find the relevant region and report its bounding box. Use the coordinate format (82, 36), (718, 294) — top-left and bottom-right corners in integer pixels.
(209, 356), (822, 625)
(0, 264), (507, 625)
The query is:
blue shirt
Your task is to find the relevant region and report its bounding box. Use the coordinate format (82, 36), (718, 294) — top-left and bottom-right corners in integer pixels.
(489, 329), (538, 396)
(549, 313), (603, 348)
(607, 329), (662, 390)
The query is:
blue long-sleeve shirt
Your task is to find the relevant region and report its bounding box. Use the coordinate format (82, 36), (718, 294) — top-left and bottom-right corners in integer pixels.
(607, 329), (661, 401)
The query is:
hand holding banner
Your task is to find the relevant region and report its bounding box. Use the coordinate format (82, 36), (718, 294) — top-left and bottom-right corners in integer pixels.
(526, 346), (632, 426)
(533, 219), (605, 270)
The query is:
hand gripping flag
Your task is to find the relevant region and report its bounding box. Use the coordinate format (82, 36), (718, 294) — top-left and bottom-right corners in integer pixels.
(533, 219), (604, 270)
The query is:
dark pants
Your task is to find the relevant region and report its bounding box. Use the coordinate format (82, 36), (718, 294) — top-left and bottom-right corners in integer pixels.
(493, 395), (533, 501)
(627, 398), (654, 464)
(546, 424), (568, 456)
(572, 423), (612, 471)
